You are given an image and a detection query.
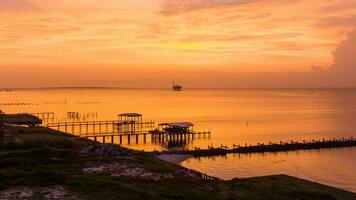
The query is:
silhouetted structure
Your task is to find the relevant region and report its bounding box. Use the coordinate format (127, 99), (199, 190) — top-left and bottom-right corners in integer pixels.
(166, 137), (356, 157)
(172, 82), (183, 91)
(150, 122), (211, 148)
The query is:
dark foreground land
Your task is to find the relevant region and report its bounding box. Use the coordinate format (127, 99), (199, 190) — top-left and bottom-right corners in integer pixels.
(0, 128), (355, 200)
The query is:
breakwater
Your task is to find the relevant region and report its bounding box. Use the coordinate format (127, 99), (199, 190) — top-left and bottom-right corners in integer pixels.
(162, 138), (356, 157)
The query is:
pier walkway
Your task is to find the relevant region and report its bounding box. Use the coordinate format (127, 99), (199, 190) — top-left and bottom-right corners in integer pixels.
(46, 120), (155, 136)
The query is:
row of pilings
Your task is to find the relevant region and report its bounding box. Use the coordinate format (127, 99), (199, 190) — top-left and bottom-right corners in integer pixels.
(166, 137), (356, 157)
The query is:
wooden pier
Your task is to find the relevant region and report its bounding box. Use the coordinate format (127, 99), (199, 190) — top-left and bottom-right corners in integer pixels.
(151, 131), (211, 148)
(30, 112), (55, 122)
(169, 137), (356, 157)
(45, 119), (212, 146)
(46, 120), (156, 145)
(46, 120), (155, 136)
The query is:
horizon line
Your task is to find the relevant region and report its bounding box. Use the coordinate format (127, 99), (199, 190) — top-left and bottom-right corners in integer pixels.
(1, 86), (356, 90)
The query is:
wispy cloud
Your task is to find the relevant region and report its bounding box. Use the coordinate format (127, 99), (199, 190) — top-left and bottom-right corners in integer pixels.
(0, 0), (39, 11)
(159, 0), (257, 15)
(0, 0), (356, 87)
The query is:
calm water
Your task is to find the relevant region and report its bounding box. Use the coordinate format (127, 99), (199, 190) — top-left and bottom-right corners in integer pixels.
(1, 88), (356, 191)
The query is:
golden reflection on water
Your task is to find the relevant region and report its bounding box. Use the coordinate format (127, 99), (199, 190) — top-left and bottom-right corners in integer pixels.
(1, 88), (356, 150)
(1, 88), (356, 191)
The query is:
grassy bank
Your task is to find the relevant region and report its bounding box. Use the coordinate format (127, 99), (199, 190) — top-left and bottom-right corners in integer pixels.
(0, 128), (355, 200)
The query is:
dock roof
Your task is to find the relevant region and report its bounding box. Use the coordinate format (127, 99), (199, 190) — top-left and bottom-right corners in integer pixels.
(159, 122), (194, 128)
(118, 113), (142, 117)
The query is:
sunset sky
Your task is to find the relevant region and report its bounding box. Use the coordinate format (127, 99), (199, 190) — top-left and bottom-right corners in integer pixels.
(0, 0), (355, 88)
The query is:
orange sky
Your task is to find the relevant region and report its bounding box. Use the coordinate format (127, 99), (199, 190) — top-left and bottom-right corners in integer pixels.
(0, 0), (355, 88)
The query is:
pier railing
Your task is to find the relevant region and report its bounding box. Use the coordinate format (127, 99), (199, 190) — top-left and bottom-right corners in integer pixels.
(46, 120), (155, 136)
(30, 112), (55, 123)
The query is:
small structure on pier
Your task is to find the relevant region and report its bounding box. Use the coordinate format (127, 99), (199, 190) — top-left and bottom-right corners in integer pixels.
(118, 113), (143, 123)
(117, 113), (152, 134)
(151, 122), (210, 149)
(31, 112), (55, 123)
(158, 122), (194, 134)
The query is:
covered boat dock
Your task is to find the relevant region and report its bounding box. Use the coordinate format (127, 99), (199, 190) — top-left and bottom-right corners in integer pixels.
(158, 122), (194, 134)
(151, 122), (211, 147)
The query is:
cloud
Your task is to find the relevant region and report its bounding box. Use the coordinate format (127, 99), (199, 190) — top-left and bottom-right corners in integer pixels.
(1, 0), (356, 88)
(0, 0), (39, 11)
(159, 0), (256, 15)
(328, 28), (356, 85)
(319, 15), (356, 28)
(307, 27), (356, 87)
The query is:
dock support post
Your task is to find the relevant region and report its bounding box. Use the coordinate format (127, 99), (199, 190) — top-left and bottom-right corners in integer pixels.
(111, 135), (114, 144)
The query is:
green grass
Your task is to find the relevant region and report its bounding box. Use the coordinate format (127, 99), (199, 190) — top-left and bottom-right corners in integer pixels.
(228, 175), (356, 200)
(0, 128), (355, 200)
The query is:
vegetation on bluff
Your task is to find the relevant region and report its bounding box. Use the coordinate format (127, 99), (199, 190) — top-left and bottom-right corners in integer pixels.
(0, 127), (355, 200)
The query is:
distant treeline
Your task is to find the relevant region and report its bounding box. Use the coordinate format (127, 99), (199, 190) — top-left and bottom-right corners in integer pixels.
(0, 89), (16, 92)
(77, 101), (103, 105)
(0, 103), (35, 106)
(43, 100), (67, 105)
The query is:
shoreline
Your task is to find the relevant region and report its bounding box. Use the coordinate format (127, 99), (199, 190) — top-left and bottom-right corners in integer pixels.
(157, 154), (193, 165)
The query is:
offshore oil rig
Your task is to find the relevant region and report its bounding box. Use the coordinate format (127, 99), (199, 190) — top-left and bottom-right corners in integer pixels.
(172, 82), (183, 91)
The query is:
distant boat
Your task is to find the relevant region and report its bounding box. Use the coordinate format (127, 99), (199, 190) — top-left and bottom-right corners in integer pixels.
(172, 83), (183, 91)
